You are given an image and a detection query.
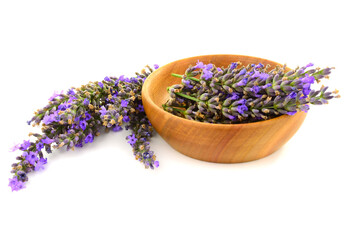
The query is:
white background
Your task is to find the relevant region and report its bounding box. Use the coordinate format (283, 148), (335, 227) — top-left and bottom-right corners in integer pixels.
(1, 0), (346, 239)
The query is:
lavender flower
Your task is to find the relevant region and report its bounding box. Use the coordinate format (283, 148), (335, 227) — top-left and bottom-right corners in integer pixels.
(127, 133), (137, 146)
(21, 140), (31, 150)
(8, 177), (26, 192)
(10, 65), (159, 191)
(42, 137), (54, 145)
(9, 143), (21, 152)
(85, 133), (94, 143)
(165, 61), (338, 124)
(121, 100), (128, 108)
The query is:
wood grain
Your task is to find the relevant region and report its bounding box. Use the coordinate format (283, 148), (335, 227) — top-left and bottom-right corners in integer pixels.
(142, 54), (307, 163)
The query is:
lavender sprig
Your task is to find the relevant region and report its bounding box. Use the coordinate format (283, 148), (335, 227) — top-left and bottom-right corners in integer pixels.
(9, 65), (159, 192)
(164, 61), (340, 123)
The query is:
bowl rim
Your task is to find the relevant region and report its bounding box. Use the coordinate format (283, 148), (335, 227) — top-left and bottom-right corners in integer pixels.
(142, 54), (305, 129)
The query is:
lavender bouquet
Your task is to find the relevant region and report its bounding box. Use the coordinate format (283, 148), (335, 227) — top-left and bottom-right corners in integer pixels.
(163, 61), (340, 123)
(8, 60), (340, 192)
(8, 65), (159, 191)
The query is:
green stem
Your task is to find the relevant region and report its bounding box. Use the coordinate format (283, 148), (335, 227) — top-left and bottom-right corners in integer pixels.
(171, 73), (201, 82)
(174, 92), (200, 102)
(171, 106), (186, 114)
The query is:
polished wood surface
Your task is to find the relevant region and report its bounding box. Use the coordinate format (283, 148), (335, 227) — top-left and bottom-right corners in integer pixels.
(142, 54), (307, 163)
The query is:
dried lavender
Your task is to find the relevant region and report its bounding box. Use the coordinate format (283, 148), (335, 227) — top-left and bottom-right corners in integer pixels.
(9, 65), (159, 191)
(164, 61), (340, 123)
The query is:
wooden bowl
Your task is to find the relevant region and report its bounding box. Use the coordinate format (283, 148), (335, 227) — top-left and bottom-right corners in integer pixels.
(142, 54), (307, 163)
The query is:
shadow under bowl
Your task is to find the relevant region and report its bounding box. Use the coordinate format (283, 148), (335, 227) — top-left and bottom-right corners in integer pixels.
(142, 54), (307, 163)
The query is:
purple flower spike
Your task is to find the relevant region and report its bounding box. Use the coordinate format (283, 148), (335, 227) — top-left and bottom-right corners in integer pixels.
(83, 98), (90, 106)
(236, 78), (248, 87)
(137, 104), (144, 112)
(305, 63), (314, 68)
(98, 82), (104, 89)
(288, 92), (297, 99)
(229, 92), (240, 100)
(99, 106), (107, 116)
(230, 62), (238, 70)
(42, 137), (55, 145)
(48, 91), (61, 101)
(300, 104), (310, 113)
(202, 69), (213, 80)
(42, 115), (53, 125)
(121, 100), (128, 108)
(112, 125), (122, 132)
(67, 89), (75, 95)
(154, 161), (159, 168)
(237, 105), (248, 115)
(303, 83), (311, 96)
(26, 151), (38, 165)
(123, 115), (130, 123)
(9, 143), (21, 152)
(251, 85), (260, 94)
(302, 74), (315, 84)
(36, 142), (44, 151)
(118, 75), (125, 81)
(35, 158), (47, 171)
(21, 140), (31, 150)
(104, 76), (111, 82)
(127, 134), (137, 146)
(287, 111), (297, 115)
(239, 68), (247, 76)
(8, 177), (26, 192)
(79, 120), (87, 131)
(195, 61), (205, 69)
(205, 64), (213, 71)
(85, 133), (94, 144)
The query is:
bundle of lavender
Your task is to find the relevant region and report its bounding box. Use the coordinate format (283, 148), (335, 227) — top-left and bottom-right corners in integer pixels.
(164, 61), (340, 123)
(8, 65), (159, 191)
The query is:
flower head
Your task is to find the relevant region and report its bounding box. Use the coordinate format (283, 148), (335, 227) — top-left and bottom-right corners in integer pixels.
(251, 85), (260, 94)
(48, 90), (63, 101)
(202, 69), (213, 80)
(83, 98), (90, 106)
(99, 106), (107, 116)
(230, 62), (238, 70)
(21, 140), (31, 150)
(123, 115), (130, 123)
(237, 105), (248, 115)
(288, 92), (297, 99)
(205, 64), (213, 71)
(121, 100), (128, 108)
(41, 137), (55, 145)
(236, 78), (248, 87)
(137, 104), (144, 112)
(195, 61), (205, 69)
(9, 143), (21, 152)
(112, 125), (122, 132)
(26, 151), (38, 165)
(67, 89), (75, 95)
(127, 134), (137, 146)
(8, 177), (26, 192)
(17, 171), (28, 182)
(79, 120), (87, 131)
(36, 142), (44, 151)
(85, 133), (94, 144)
